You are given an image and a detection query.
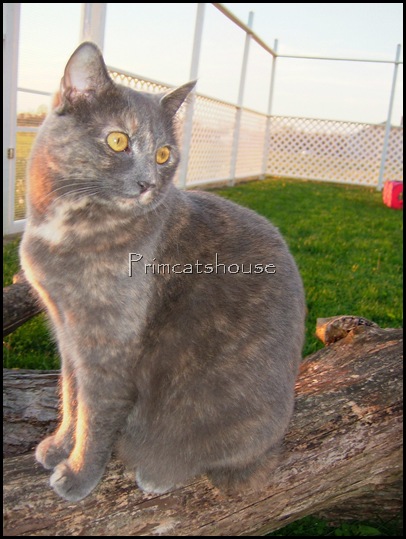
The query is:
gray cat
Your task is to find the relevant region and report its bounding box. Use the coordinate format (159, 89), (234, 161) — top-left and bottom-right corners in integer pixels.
(20, 42), (306, 502)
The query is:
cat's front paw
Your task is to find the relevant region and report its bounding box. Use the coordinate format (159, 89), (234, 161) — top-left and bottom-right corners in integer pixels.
(50, 460), (101, 502)
(36, 436), (71, 470)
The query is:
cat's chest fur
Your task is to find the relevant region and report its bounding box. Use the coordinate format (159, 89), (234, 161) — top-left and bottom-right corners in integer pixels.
(20, 196), (161, 349)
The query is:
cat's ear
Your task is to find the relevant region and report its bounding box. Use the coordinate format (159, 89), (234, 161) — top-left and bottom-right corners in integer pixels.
(58, 42), (112, 106)
(160, 80), (197, 117)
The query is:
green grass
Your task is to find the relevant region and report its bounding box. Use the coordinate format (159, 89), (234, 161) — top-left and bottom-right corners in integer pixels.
(3, 238), (21, 287)
(3, 238), (60, 369)
(266, 515), (402, 536)
(3, 177), (403, 366)
(214, 177), (403, 357)
(2, 177), (403, 534)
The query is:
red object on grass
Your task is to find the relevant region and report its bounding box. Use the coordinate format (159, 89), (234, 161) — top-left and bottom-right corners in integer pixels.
(383, 181), (403, 210)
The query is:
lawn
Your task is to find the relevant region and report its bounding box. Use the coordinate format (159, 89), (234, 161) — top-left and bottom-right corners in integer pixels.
(266, 514), (402, 536)
(2, 177), (403, 534)
(217, 177), (403, 357)
(3, 176), (403, 365)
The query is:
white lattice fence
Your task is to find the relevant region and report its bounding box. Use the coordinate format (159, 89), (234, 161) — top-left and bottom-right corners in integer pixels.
(186, 96), (237, 184)
(266, 116), (403, 186)
(384, 127), (404, 182)
(4, 3), (403, 235)
(111, 69), (403, 187)
(12, 69), (404, 227)
(109, 69), (170, 94)
(110, 70), (238, 186)
(236, 109), (267, 179)
(111, 69), (270, 185)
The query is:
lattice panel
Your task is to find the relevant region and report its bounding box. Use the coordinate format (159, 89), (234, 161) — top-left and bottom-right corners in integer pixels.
(109, 69), (170, 94)
(14, 110), (47, 220)
(110, 70), (238, 185)
(13, 68), (404, 225)
(235, 109), (267, 178)
(110, 69), (190, 186)
(185, 96), (237, 184)
(384, 127), (403, 181)
(14, 131), (36, 221)
(111, 70), (238, 185)
(266, 116), (403, 185)
(107, 71), (405, 187)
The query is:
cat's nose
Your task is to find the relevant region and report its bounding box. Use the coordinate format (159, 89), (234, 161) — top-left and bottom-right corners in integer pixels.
(137, 180), (155, 194)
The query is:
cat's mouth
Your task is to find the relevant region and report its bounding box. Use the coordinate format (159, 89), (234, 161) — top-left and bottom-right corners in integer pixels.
(125, 181), (156, 205)
(112, 184), (157, 208)
(138, 186), (156, 205)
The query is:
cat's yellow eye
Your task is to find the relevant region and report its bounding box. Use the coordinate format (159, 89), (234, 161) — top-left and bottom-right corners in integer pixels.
(156, 146), (171, 164)
(106, 132), (129, 152)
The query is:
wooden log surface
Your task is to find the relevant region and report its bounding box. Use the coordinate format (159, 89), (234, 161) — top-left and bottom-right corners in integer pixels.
(3, 271), (43, 337)
(3, 325), (403, 536)
(3, 370), (59, 458)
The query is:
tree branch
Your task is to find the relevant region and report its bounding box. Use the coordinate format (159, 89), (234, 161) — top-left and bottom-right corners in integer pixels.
(3, 271), (43, 337)
(3, 325), (403, 536)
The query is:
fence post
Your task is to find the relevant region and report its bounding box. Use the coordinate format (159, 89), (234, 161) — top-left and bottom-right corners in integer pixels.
(3, 3), (21, 236)
(261, 39), (278, 180)
(377, 43), (401, 191)
(229, 11), (254, 186)
(178, 3), (205, 189)
(80, 3), (107, 50)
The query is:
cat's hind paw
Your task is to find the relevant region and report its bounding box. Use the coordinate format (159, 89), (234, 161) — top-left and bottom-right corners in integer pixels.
(135, 469), (175, 495)
(35, 436), (71, 470)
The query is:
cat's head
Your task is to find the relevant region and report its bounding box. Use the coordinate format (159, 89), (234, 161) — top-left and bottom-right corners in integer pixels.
(28, 42), (195, 217)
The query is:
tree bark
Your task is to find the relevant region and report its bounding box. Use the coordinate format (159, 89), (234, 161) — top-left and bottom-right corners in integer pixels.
(3, 370), (59, 457)
(3, 271), (43, 337)
(3, 325), (403, 536)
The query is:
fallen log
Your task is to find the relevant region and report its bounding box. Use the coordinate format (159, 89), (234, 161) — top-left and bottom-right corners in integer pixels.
(315, 315), (380, 345)
(3, 370), (59, 458)
(3, 271), (43, 337)
(3, 325), (403, 536)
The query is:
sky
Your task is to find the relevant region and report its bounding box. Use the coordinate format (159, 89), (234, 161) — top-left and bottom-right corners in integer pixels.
(16, 3), (403, 125)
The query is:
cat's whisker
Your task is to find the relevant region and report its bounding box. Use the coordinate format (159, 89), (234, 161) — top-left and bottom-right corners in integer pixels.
(33, 188), (98, 207)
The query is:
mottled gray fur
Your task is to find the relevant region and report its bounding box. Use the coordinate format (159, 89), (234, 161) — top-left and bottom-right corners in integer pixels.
(20, 42), (306, 501)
